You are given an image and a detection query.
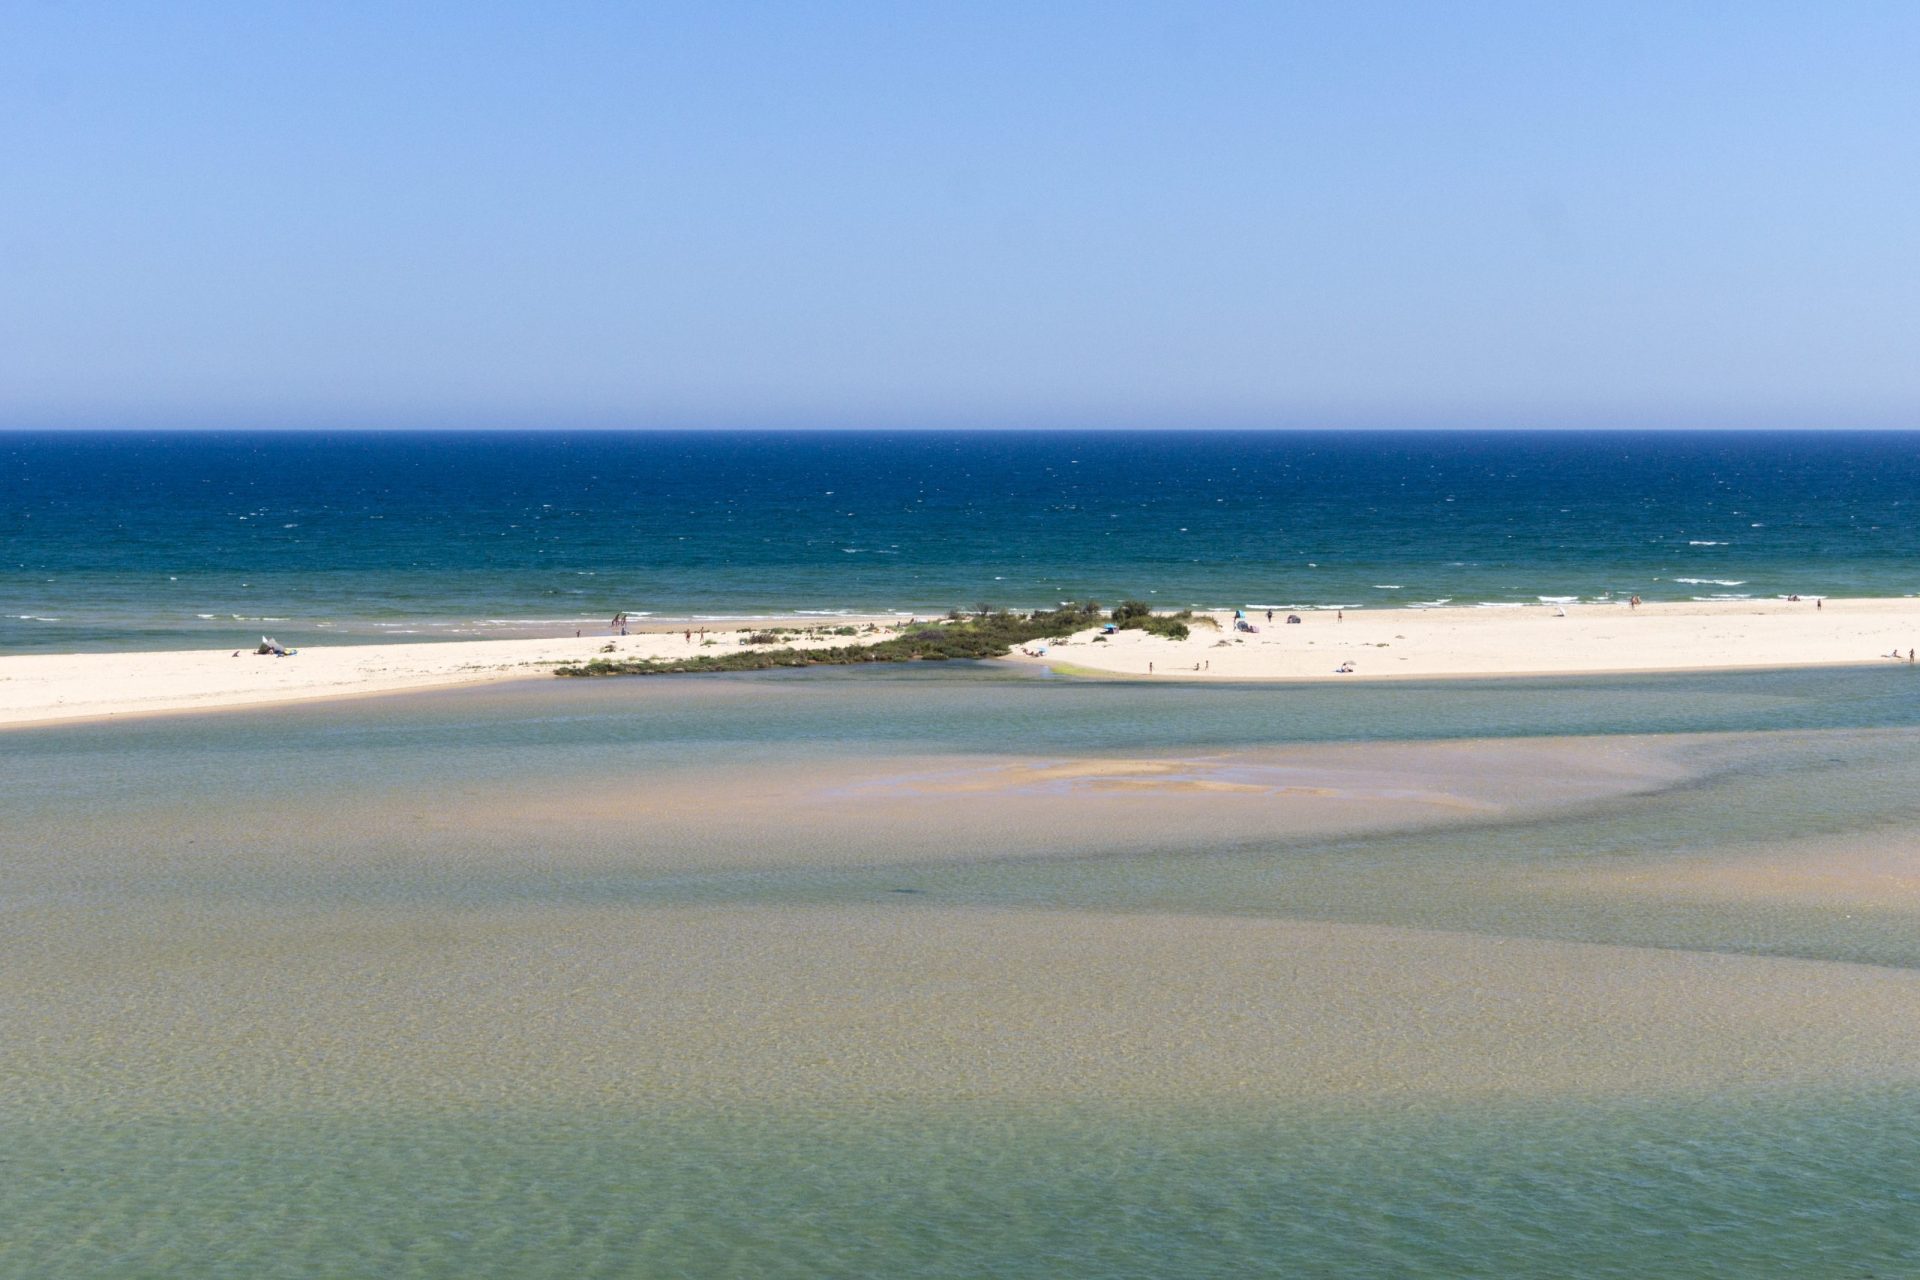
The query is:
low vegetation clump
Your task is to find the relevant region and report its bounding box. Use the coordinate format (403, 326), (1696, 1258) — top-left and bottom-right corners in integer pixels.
(558, 602), (1108, 677)
(1110, 600), (1211, 641)
(555, 599), (1209, 677)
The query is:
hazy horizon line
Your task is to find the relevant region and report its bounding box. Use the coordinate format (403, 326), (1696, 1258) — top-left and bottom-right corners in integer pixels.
(3, 422), (1918, 435)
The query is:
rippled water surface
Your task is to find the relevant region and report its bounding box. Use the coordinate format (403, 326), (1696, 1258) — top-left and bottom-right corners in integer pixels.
(8, 1095), (1919, 1280)
(6, 429), (1919, 650)
(5, 665), (1920, 1277)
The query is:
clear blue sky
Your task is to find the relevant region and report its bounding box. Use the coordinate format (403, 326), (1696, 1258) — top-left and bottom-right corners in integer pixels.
(3, 2), (1916, 429)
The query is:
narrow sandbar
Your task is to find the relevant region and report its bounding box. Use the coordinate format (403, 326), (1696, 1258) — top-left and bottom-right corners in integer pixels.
(2, 597), (1917, 728)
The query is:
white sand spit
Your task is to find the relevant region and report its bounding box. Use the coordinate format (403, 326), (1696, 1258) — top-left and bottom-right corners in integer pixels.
(2, 598), (1917, 727)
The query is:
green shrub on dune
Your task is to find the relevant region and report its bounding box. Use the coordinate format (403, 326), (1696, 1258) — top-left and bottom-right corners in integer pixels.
(555, 599), (1211, 678)
(1110, 600), (1209, 641)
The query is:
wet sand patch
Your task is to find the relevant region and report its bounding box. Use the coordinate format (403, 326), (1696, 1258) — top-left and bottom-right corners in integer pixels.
(0, 736), (1697, 889)
(1555, 832), (1920, 910)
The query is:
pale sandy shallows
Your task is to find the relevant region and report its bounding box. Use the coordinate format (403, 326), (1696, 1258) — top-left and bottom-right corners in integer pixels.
(13, 903), (1920, 1115)
(4, 597), (1919, 727)
(5, 734), (1913, 1112)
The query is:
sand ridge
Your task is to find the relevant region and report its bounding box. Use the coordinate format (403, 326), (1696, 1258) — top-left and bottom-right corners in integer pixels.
(10, 901), (1920, 1115)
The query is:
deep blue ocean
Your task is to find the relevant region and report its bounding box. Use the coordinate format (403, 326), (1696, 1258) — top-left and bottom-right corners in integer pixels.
(3, 429), (1916, 651)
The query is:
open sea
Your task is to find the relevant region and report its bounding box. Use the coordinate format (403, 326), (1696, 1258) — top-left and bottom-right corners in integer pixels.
(4, 428), (1918, 650)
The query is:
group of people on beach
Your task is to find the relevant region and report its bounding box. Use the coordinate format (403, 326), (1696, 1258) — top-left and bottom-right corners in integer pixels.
(603, 613), (707, 643)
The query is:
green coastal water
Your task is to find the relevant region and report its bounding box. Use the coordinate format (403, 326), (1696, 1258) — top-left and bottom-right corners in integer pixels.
(8, 1095), (1918, 1279)
(5, 665), (1920, 1277)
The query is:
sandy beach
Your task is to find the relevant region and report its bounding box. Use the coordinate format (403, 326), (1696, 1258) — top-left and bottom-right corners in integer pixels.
(1017, 595), (1920, 681)
(2, 597), (1916, 728)
(0, 615), (910, 727)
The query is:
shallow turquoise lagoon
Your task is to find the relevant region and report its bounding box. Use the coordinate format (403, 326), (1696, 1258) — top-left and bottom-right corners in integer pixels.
(6, 1094), (1918, 1279)
(5, 664), (1920, 1278)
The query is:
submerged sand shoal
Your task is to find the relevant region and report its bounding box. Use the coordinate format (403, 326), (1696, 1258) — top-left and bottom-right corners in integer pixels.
(8, 681), (1920, 1133)
(9, 900), (1920, 1116)
(2, 737), (1689, 883)
(2, 597), (1918, 727)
